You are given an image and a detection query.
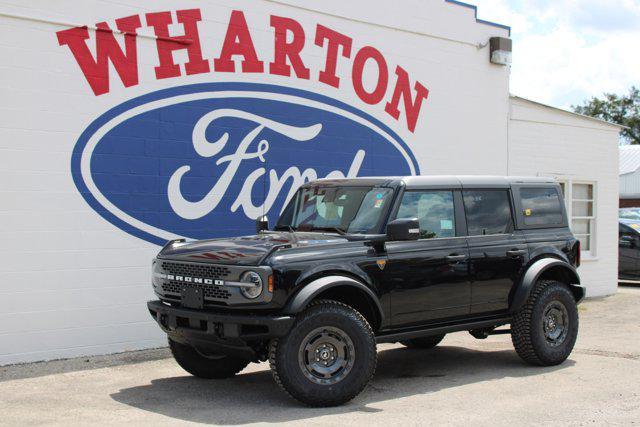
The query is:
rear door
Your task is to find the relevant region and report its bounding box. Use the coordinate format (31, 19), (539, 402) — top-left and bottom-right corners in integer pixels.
(464, 189), (529, 314)
(385, 189), (471, 326)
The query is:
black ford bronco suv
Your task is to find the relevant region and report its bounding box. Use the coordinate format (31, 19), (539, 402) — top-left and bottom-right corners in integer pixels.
(148, 176), (584, 406)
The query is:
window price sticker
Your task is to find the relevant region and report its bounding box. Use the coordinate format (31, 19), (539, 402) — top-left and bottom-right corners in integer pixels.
(440, 219), (453, 230)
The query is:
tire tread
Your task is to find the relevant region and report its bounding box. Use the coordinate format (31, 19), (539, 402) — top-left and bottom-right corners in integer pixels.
(269, 299), (377, 407)
(511, 280), (578, 366)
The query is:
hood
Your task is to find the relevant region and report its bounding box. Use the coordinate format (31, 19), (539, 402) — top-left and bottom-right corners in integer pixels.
(157, 231), (347, 265)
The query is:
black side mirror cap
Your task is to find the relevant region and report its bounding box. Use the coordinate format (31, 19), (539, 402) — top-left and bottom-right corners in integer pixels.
(256, 215), (269, 233)
(387, 218), (420, 241)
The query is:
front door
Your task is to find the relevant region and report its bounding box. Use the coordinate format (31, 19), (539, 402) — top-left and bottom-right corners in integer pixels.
(385, 190), (471, 327)
(462, 189), (528, 314)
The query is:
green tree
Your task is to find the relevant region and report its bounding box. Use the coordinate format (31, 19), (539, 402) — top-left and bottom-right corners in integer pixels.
(572, 86), (640, 145)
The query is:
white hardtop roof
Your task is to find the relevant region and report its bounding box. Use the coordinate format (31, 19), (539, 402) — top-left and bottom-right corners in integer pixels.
(401, 175), (556, 189)
(312, 175), (557, 189)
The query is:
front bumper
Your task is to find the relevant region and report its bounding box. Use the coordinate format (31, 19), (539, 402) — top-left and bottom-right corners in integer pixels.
(147, 300), (294, 359)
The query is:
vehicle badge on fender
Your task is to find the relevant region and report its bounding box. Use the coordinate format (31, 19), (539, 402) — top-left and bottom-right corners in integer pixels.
(70, 83), (420, 245)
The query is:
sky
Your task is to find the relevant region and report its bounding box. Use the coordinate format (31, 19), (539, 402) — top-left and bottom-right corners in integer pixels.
(471, 0), (640, 109)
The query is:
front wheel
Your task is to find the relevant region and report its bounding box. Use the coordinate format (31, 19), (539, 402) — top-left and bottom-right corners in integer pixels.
(169, 339), (249, 379)
(269, 300), (377, 407)
(511, 280), (579, 366)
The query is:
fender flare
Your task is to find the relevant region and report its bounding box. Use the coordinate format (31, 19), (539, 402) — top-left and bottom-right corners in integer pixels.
(510, 258), (584, 313)
(528, 245), (569, 263)
(282, 275), (384, 323)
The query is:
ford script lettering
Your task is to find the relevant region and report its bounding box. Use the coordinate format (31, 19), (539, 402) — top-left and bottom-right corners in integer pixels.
(71, 83), (420, 245)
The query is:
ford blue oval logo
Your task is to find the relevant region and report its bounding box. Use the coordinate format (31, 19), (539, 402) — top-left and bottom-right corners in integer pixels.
(71, 83), (420, 245)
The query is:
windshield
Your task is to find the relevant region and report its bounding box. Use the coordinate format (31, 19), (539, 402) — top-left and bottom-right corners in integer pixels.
(620, 208), (640, 220)
(276, 186), (394, 234)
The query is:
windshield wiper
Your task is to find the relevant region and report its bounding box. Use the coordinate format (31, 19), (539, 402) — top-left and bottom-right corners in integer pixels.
(309, 226), (347, 235)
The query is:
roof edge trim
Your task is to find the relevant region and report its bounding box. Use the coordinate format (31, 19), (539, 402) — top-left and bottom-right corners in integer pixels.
(511, 95), (626, 130)
(445, 0), (512, 35)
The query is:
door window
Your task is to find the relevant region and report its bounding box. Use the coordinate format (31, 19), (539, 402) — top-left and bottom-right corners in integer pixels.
(463, 190), (513, 236)
(396, 191), (456, 239)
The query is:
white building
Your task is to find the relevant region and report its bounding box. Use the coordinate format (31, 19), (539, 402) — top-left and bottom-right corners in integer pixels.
(0, 0), (621, 365)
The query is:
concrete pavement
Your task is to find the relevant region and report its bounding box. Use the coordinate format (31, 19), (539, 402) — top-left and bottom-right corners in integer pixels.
(2, 287), (639, 426)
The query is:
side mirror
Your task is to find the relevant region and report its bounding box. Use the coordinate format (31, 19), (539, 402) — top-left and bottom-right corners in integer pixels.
(256, 215), (269, 233)
(387, 218), (420, 241)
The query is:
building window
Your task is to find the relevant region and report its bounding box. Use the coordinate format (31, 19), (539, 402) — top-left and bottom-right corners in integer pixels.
(571, 183), (595, 253)
(557, 181), (596, 256)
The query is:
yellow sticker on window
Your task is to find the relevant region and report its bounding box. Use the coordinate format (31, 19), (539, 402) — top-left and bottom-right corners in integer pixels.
(631, 223), (640, 229)
(524, 208), (532, 216)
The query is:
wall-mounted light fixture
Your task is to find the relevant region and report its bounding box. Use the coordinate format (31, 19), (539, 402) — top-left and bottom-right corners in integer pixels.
(490, 37), (512, 66)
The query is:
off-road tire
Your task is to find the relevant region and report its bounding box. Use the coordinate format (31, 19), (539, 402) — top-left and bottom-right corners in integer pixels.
(269, 300), (377, 407)
(511, 280), (579, 366)
(400, 334), (446, 349)
(169, 339), (249, 379)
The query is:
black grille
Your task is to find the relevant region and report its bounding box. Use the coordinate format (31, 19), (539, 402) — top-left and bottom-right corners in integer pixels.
(161, 261), (231, 279)
(162, 281), (231, 300)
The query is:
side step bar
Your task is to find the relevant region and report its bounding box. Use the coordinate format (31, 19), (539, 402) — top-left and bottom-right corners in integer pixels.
(376, 317), (511, 343)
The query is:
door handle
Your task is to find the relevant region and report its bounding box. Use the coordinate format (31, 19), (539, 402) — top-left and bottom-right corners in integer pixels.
(445, 254), (467, 262)
(506, 249), (527, 258)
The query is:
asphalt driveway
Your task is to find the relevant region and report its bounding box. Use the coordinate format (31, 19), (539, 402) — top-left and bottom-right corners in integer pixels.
(2, 287), (639, 426)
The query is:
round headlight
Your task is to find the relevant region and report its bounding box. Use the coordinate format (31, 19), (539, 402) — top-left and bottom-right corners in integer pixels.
(240, 271), (263, 299)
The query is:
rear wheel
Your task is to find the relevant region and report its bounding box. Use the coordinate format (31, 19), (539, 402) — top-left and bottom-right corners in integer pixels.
(400, 334), (446, 349)
(511, 280), (579, 366)
(169, 339), (249, 379)
(269, 300), (377, 407)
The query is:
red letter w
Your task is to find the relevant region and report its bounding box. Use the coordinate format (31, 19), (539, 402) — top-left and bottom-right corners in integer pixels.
(56, 15), (142, 96)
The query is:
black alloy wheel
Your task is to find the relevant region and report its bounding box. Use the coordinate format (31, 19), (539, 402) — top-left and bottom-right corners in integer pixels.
(298, 326), (356, 385)
(269, 300), (377, 407)
(511, 280), (579, 366)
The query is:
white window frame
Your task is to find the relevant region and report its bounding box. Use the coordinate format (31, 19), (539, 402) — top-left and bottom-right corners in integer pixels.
(558, 180), (597, 259)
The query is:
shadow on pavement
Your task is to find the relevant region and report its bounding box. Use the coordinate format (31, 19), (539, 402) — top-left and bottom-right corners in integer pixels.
(110, 345), (574, 424)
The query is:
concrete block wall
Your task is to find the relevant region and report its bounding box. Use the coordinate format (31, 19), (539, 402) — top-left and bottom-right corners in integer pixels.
(0, 0), (511, 364)
(508, 97), (621, 297)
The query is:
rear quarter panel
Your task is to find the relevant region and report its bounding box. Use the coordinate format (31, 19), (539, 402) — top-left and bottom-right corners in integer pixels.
(523, 227), (579, 266)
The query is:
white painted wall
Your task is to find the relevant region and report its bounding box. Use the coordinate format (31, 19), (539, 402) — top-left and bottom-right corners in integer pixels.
(0, 0), (617, 365)
(0, 0), (511, 365)
(508, 97), (621, 297)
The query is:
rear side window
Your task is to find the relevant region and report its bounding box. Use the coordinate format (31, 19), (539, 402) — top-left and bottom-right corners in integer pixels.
(463, 190), (513, 236)
(520, 187), (563, 226)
